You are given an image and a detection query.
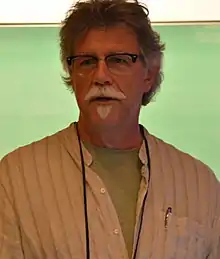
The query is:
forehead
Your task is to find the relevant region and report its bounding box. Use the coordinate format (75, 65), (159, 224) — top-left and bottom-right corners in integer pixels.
(75, 26), (140, 55)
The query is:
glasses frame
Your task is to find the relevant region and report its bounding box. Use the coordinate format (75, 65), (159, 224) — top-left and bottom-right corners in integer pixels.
(67, 52), (139, 66)
(66, 52), (143, 75)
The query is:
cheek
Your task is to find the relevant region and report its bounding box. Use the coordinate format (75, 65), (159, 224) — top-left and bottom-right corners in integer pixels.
(117, 77), (144, 101)
(72, 76), (91, 104)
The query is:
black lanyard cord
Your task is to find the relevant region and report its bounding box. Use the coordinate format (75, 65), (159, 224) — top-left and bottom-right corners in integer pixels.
(76, 123), (90, 259)
(132, 125), (151, 259)
(75, 123), (151, 259)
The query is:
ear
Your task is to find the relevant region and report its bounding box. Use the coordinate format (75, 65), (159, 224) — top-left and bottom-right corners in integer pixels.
(143, 53), (162, 92)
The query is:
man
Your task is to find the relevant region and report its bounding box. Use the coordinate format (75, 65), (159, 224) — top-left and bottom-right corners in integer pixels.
(0, 0), (219, 258)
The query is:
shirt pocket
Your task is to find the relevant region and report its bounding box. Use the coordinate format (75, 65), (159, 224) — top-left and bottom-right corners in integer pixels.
(151, 211), (211, 259)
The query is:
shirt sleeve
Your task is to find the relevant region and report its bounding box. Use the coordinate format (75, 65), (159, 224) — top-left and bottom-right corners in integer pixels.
(0, 157), (24, 259)
(208, 220), (220, 259)
(209, 181), (220, 259)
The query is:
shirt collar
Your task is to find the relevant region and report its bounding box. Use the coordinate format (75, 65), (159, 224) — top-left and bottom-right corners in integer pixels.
(62, 122), (149, 169)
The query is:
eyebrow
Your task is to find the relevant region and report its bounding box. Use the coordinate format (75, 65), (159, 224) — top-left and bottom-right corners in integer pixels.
(75, 51), (132, 56)
(75, 52), (96, 56)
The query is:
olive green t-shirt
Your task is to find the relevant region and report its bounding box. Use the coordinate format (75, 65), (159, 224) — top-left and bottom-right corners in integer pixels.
(84, 142), (142, 258)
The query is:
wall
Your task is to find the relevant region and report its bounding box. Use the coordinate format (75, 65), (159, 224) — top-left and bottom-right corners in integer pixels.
(0, 25), (220, 178)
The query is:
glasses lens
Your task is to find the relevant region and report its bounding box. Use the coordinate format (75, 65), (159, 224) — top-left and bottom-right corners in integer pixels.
(107, 54), (134, 74)
(70, 54), (136, 76)
(73, 56), (97, 75)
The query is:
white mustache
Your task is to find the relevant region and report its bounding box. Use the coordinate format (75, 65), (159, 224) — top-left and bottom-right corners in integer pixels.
(84, 87), (126, 101)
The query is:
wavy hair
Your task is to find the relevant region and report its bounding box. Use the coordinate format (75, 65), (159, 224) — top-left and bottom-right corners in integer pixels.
(60, 0), (165, 105)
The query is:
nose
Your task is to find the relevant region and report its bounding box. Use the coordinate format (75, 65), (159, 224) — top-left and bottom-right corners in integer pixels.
(93, 59), (113, 86)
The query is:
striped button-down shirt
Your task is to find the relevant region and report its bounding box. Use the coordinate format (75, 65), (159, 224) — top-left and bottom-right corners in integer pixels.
(0, 122), (219, 259)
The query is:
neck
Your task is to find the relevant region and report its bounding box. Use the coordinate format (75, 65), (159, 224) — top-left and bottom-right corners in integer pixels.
(77, 118), (143, 150)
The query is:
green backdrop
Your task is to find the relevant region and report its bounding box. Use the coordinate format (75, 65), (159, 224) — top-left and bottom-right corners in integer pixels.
(0, 25), (219, 177)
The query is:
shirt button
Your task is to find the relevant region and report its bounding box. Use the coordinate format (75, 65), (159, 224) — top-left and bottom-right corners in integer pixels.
(113, 228), (119, 235)
(141, 165), (146, 173)
(100, 188), (106, 194)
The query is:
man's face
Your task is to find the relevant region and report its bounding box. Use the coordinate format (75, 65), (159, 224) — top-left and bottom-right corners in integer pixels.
(70, 26), (154, 128)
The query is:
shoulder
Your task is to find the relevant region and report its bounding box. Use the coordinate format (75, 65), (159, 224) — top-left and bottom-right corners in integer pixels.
(148, 131), (219, 184)
(147, 131), (220, 218)
(141, 125), (220, 200)
(0, 123), (76, 176)
(148, 134), (220, 222)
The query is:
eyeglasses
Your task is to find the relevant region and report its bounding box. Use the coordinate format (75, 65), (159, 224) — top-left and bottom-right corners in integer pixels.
(66, 53), (141, 76)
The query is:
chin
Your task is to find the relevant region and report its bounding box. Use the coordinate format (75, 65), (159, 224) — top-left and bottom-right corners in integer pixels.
(89, 114), (120, 129)
(80, 104), (126, 129)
